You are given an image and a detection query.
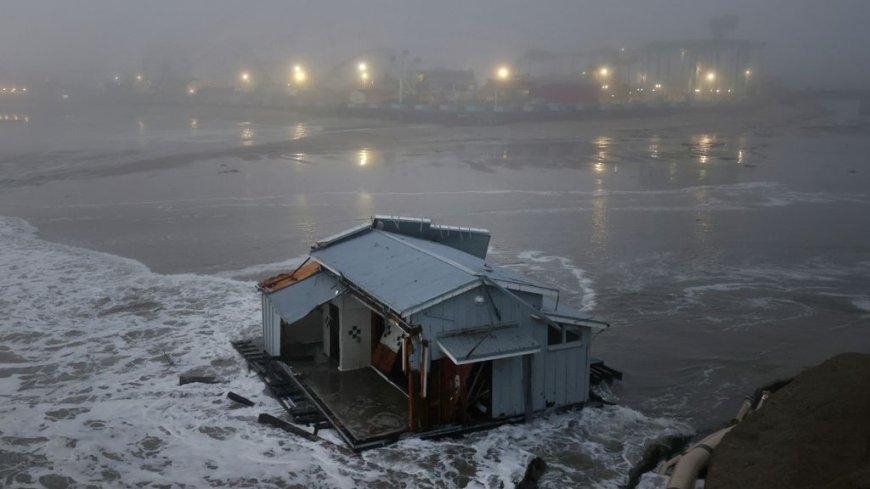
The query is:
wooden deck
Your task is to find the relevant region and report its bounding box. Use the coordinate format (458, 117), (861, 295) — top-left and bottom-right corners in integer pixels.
(232, 339), (407, 450)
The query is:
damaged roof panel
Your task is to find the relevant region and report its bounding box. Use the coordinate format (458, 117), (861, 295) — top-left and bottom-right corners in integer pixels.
(268, 271), (345, 326)
(258, 261), (322, 293)
(437, 326), (540, 365)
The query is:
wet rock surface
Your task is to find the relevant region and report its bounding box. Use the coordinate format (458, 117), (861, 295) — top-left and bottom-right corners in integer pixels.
(706, 352), (870, 489)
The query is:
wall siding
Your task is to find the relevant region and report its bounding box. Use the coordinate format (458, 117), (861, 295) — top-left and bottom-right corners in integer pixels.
(262, 293), (281, 357)
(408, 285), (590, 415)
(492, 356), (524, 417)
(339, 295), (371, 371)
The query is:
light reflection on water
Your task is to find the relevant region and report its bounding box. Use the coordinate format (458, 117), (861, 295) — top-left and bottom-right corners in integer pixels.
(0, 114), (28, 122)
(648, 136), (660, 159)
(696, 134), (713, 164)
(240, 122), (254, 147)
(356, 191), (373, 215)
(292, 122), (307, 140)
(592, 193), (608, 246)
(358, 148), (369, 166)
(593, 136), (610, 164)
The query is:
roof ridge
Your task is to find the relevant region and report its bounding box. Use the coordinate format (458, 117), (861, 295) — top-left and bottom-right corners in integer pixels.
(376, 230), (480, 276)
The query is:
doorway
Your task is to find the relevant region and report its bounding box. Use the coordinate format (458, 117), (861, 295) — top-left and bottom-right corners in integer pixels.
(328, 303), (340, 361)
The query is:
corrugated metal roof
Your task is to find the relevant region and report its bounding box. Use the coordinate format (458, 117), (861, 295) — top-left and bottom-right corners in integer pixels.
(437, 326), (540, 365)
(384, 232), (553, 293)
(541, 297), (607, 330)
(311, 230), (479, 315)
(268, 271), (345, 325)
(311, 228), (556, 317)
(372, 215), (491, 259)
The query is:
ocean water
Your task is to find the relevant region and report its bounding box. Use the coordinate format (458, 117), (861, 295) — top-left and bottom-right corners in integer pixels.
(0, 216), (689, 488)
(0, 104), (868, 487)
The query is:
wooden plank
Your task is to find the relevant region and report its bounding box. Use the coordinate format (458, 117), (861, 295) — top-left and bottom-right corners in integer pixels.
(257, 413), (319, 441)
(227, 391), (255, 407)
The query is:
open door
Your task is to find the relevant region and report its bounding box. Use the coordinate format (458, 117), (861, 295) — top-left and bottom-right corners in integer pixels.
(328, 303), (340, 361)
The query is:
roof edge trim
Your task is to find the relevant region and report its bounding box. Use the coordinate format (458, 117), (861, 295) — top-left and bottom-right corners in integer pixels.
(311, 222), (372, 251)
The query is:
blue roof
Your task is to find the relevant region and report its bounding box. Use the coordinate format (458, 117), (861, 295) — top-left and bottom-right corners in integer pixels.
(269, 271), (346, 324)
(437, 326), (540, 365)
(311, 228), (553, 317)
(541, 296), (607, 330)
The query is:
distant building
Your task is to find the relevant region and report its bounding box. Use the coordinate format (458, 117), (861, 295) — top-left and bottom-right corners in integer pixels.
(415, 69), (477, 103)
(633, 39), (764, 101)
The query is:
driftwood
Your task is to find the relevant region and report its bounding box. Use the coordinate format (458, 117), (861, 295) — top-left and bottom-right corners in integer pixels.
(257, 413), (319, 441)
(178, 375), (220, 386)
(227, 391), (255, 407)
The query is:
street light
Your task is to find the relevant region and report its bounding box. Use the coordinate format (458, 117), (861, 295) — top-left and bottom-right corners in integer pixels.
(494, 65), (511, 111)
(706, 71), (716, 82)
(600, 67), (610, 77)
(358, 62), (367, 73)
(240, 72), (251, 83)
(293, 64), (307, 85)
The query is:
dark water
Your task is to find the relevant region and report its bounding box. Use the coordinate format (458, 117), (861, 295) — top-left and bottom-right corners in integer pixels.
(0, 103), (868, 487)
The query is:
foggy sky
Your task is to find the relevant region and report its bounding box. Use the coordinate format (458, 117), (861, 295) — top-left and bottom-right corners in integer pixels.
(2, 0), (869, 88)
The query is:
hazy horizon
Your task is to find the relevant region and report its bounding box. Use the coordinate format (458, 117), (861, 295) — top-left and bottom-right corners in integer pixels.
(2, 1), (869, 89)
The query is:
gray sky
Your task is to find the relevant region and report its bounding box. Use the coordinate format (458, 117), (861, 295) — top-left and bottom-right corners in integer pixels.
(2, 0), (869, 88)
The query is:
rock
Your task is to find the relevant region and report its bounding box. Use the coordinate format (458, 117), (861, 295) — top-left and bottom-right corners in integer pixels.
(516, 457), (547, 489)
(706, 353), (870, 489)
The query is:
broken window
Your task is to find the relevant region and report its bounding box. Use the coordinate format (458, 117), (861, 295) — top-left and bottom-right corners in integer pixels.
(547, 324), (562, 345)
(548, 323), (584, 348)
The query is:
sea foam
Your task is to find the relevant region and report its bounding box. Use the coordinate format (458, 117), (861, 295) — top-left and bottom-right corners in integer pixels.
(0, 215), (687, 488)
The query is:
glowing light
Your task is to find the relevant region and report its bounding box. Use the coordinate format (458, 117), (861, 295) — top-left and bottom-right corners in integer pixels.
(745, 69), (752, 77)
(21, 87), (26, 92)
(654, 83), (662, 89)
(694, 88), (701, 93)
(358, 62), (367, 72)
(294, 68), (307, 84)
(240, 72), (250, 82)
(136, 74), (143, 81)
(188, 88), (196, 95)
(496, 65), (510, 80)
(358, 149), (368, 166)
(360, 72), (369, 82)
(600, 67), (609, 77)
(706, 71), (716, 82)
(601, 84), (609, 90)
(114, 75), (120, 82)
